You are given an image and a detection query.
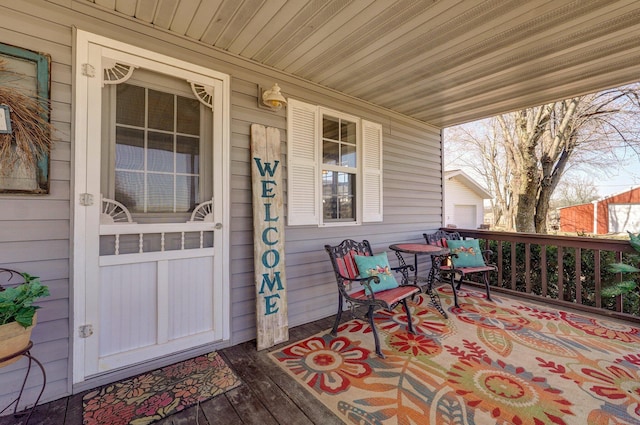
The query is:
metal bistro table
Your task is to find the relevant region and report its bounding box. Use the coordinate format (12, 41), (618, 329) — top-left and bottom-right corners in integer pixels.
(389, 243), (450, 318)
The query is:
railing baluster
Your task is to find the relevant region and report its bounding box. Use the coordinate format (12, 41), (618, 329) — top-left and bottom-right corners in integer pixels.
(497, 242), (503, 288)
(115, 234), (120, 255)
(161, 232), (165, 252)
(575, 247), (582, 304)
(139, 233), (143, 253)
(510, 242), (516, 290)
(594, 250), (601, 308)
(541, 245), (547, 297)
(557, 246), (564, 301)
(525, 243), (531, 293)
(616, 251), (623, 312)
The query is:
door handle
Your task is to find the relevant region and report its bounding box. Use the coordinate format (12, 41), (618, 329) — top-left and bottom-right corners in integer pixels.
(214, 222), (223, 230)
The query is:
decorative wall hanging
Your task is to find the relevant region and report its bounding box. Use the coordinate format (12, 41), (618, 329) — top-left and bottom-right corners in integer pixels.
(0, 43), (53, 194)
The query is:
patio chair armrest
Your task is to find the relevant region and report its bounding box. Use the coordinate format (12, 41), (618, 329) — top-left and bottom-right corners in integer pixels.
(391, 264), (414, 285)
(391, 264), (414, 274)
(481, 249), (493, 262)
(341, 274), (380, 296)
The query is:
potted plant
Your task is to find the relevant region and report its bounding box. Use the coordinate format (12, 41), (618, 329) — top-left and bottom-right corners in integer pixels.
(602, 232), (640, 306)
(0, 268), (49, 367)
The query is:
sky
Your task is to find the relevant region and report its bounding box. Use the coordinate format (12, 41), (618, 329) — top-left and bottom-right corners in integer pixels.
(447, 157), (639, 202)
(590, 161), (640, 198)
(444, 121), (640, 201)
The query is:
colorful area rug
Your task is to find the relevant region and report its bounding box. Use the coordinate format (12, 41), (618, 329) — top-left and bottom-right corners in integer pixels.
(271, 287), (640, 425)
(83, 351), (241, 425)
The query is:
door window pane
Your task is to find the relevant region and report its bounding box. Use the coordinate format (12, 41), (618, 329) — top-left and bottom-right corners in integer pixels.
(115, 128), (144, 170)
(147, 173), (174, 212)
(116, 84), (145, 127)
(115, 171), (144, 213)
(177, 97), (200, 135)
(147, 132), (174, 172)
(176, 176), (199, 212)
(148, 89), (174, 131)
(176, 136), (199, 174)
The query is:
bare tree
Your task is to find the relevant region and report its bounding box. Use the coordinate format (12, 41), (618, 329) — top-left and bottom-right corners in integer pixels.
(551, 176), (599, 209)
(445, 84), (640, 233)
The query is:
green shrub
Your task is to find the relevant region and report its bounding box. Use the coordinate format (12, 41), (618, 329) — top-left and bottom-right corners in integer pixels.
(603, 232), (640, 305)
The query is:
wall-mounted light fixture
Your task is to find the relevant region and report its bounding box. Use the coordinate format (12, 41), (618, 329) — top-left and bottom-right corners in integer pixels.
(261, 83), (287, 111)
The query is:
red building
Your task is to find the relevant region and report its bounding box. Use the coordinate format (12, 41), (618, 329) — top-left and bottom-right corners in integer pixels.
(559, 186), (640, 234)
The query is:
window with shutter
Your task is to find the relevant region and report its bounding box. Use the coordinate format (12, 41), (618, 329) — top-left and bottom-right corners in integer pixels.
(287, 99), (383, 226)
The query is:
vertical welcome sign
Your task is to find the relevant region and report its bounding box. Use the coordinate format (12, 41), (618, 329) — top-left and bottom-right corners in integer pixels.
(251, 124), (289, 350)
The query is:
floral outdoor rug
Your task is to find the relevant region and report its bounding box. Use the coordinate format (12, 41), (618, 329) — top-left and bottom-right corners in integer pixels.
(270, 287), (640, 425)
(82, 351), (241, 425)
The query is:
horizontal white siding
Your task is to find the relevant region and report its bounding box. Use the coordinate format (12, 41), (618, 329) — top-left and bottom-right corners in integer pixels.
(0, 0), (444, 409)
(0, 1), (73, 411)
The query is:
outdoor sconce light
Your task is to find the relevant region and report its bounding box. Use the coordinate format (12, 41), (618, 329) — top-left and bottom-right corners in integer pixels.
(261, 83), (287, 111)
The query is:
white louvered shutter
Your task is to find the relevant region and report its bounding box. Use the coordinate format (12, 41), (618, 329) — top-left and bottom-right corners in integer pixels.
(287, 99), (319, 226)
(362, 120), (383, 222)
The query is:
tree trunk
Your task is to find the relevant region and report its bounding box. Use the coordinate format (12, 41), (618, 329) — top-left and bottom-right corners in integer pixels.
(514, 167), (538, 232)
(513, 107), (549, 233)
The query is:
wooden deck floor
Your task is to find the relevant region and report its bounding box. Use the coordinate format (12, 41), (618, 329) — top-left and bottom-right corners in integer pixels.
(0, 315), (345, 425)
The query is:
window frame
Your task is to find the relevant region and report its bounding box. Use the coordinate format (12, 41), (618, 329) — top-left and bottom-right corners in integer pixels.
(318, 107), (361, 226)
(101, 73), (212, 222)
(287, 98), (383, 227)
(0, 42), (51, 194)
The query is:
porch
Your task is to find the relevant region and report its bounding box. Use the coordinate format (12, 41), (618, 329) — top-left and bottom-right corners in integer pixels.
(1, 315), (345, 425)
(3, 283), (638, 425)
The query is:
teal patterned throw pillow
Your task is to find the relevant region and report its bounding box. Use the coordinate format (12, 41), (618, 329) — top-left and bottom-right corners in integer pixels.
(447, 239), (486, 268)
(354, 252), (399, 294)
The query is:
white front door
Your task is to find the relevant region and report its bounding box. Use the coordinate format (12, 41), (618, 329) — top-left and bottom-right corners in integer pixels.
(73, 31), (230, 382)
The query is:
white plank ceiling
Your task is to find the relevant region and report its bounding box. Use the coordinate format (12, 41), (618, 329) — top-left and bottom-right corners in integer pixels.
(79, 0), (640, 127)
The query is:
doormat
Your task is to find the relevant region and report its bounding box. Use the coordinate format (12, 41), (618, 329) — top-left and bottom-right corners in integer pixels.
(270, 288), (640, 424)
(82, 351), (241, 425)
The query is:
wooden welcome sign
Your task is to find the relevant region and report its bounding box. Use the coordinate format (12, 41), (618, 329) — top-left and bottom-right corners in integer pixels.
(251, 124), (289, 350)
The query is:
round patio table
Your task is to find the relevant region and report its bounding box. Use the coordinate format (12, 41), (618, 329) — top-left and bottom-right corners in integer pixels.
(389, 243), (450, 318)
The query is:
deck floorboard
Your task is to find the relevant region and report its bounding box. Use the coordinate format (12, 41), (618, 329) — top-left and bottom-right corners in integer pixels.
(0, 315), (344, 425)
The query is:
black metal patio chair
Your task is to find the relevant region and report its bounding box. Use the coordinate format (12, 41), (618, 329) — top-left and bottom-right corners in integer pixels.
(424, 230), (496, 307)
(324, 239), (421, 358)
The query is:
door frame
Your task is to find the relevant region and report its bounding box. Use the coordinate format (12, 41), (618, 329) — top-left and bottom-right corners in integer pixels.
(72, 29), (231, 384)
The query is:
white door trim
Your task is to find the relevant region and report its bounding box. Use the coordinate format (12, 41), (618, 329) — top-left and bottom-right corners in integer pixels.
(72, 29), (231, 384)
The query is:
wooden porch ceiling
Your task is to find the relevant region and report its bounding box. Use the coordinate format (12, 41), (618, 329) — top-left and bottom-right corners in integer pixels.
(80, 0), (640, 128)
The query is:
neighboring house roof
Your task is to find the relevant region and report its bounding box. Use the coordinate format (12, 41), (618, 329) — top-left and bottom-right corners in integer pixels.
(557, 185), (640, 210)
(445, 169), (492, 199)
(599, 185), (640, 201)
(557, 202), (593, 210)
(68, 1), (640, 128)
